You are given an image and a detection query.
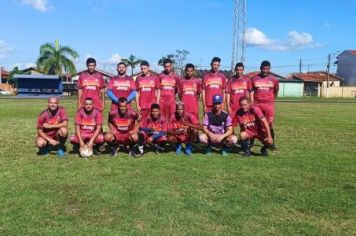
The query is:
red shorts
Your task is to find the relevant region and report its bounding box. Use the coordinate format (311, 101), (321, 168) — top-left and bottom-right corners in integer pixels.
(245, 129), (267, 143)
(140, 109), (150, 121)
(141, 132), (167, 144)
(70, 133), (104, 145)
(37, 132), (58, 141)
(113, 132), (132, 145)
(254, 103), (275, 124)
(160, 102), (175, 121)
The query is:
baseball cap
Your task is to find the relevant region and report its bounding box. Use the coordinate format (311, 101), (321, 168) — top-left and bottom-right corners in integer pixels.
(212, 94), (223, 104)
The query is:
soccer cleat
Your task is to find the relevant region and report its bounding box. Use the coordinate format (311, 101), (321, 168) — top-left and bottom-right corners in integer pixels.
(37, 147), (49, 156)
(271, 144), (277, 151)
(221, 148), (229, 157)
(175, 143), (182, 155)
(154, 144), (164, 154)
(204, 146), (212, 156)
(242, 150), (252, 157)
(57, 149), (65, 158)
(260, 146), (269, 157)
(111, 146), (120, 157)
(185, 143), (193, 156)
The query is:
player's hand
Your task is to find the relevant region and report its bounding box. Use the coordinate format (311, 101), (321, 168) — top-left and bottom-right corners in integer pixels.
(87, 140), (94, 149)
(48, 139), (59, 146)
(203, 106), (207, 113)
(137, 105), (141, 112)
(43, 123), (52, 129)
(79, 140), (85, 148)
(215, 135), (225, 143)
(147, 137), (153, 143)
(265, 137), (273, 145)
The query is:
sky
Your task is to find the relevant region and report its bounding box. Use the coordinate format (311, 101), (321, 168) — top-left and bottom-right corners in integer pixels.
(0, 0), (355, 75)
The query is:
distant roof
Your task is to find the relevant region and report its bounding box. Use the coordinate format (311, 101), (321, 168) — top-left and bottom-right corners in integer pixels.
(14, 74), (60, 79)
(20, 67), (43, 74)
(72, 69), (114, 78)
(288, 71), (343, 82)
(245, 71), (301, 83)
(1, 68), (10, 77)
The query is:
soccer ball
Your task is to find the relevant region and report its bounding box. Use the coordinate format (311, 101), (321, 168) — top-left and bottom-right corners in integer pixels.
(80, 145), (93, 158)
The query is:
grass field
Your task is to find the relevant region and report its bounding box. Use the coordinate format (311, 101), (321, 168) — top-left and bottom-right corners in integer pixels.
(0, 97), (355, 235)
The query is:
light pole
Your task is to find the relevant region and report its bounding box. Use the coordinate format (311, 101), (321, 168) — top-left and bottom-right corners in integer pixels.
(326, 51), (339, 98)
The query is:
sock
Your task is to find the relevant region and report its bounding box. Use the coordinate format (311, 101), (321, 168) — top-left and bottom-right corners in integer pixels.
(137, 133), (144, 153)
(240, 139), (250, 153)
(270, 127), (275, 145)
(58, 136), (67, 150)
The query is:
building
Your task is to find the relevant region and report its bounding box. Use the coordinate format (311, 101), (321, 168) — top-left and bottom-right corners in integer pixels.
(0, 68), (13, 94)
(288, 71), (343, 97)
(15, 74), (63, 97)
(247, 71), (303, 97)
(336, 50), (356, 86)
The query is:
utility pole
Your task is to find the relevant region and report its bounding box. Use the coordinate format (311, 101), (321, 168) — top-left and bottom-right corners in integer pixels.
(299, 59), (302, 73)
(326, 53), (331, 98)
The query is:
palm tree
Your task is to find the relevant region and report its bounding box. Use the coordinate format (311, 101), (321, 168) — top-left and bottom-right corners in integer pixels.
(121, 54), (142, 76)
(36, 41), (79, 75)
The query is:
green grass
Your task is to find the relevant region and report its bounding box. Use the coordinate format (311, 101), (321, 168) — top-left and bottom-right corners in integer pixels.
(0, 97), (355, 235)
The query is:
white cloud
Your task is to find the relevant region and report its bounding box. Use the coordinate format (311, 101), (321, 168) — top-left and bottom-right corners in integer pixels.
(21, 0), (50, 12)
(245, 27), (320, 51)
(0, 40), (14, 59)
(104, 54), (123, 64)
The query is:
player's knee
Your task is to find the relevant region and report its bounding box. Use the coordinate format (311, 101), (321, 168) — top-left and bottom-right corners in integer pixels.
(105, 133), (114, 142)
(167, 136), (177, 143)
(130, 133), (138, 142)
(227, 135), (238, 145)
(199, 134), (208, 145)
(36, 138), (46, 148)
(59, 127), (68, 137)
(240, 132), (248, 140)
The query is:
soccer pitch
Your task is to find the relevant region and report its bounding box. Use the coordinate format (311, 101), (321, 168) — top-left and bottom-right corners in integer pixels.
(0, 97), (355, 235)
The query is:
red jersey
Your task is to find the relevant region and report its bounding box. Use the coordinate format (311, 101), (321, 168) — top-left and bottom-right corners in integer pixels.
(252, 74), (279, 104)
(237, 106), (265, 134)
(75, 108), (102, 134)
(108, 108), (139, 134)
(136, 74), (160, 109)
(168, 113), (199, 134)
(37, 107), (68, 136)
(226, 75), (252, 110)
(77, 71), (105, 111)
(202, 71), (226, 107)
(141, 116), (167, 132)
(158, 72), (180, 105)
(178, 77), (201, 114)
(107, 75), (136, 110)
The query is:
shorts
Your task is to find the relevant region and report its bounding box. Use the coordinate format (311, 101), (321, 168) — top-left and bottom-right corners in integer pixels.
(245, 129), (268, 143)
(141, 132), (167, 144)
(70, 132), (104, 145)
(254, 103), (275, 125)
(113, 132), (132, 145)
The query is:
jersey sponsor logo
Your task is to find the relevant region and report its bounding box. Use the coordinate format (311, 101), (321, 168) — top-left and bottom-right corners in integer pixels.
(114, 81), (130, 91)
(139, 80), (155, 91)
(48, 116), (60, 125)
(206, 78), (223, 88)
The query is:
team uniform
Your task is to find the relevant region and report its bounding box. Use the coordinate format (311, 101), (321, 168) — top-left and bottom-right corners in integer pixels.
(237, 105), (268, 142)
(225, 75), (252, 125)
(37, 107), (68, 140)
(202, 72), (226, 112)
(108, 109), (139, 145)
(136, 75), (160, 120)
(107, 75), (136, 110)
(70, 108), (104, 145)
(178, 77), (201, 120)
(251, 74), (279, 124)
(140, 116), (167, 144)
(77, 71), (106, 111)
(167, 113), (199, 143)
(158, 72), (180, 121)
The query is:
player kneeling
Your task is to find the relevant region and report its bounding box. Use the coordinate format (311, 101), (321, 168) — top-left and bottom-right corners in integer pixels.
(36, 97), (68, 157)
(167, 102), (201, 156)
(105, 97), (142, 157)
(139, 103), (167, 154)
(199, 95), (237, 156)
(69, 97), (104, 157)
(237, 96), (273, 157)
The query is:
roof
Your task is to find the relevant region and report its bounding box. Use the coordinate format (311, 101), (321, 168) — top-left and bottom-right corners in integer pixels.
(288, 71), (343, 82)
(14, 74), (60, 79)
(1, 68), (10, 79)
(245, 71), (302, 83)
(72, 69), (114, 78)
(20, 67), (43, 74)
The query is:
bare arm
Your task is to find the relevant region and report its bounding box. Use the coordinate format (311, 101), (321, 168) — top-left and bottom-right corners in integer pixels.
(136, 91), (141, 111)
(75, 124), (85, 148)
(225, 93), (231, 113)
(101, 88), (105, 110)
(43, 120), (68, 129)
(261, 117), (273, 144)
(250, 91), (254, 104)
(37, 129), (58, 145)
(156, 89), (161, 104)
(77, 89), (83, 109)
(88, 125), (101, 148)
(202, 90), (207, 111)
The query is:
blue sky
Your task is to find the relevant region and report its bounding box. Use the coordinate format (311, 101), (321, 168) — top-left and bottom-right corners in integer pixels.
(0, 0), (354, 75)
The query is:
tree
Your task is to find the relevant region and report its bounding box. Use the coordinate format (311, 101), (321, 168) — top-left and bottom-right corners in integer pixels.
(8, 66), (29, 88)
(175, 49), (190, 69)
(121, 54), (142, 76)
(36, 41), (79, 75)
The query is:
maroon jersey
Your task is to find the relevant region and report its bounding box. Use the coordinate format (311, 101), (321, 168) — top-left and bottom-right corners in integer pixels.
(226, 75), (252, 111)
(237, 105), (265, 134)
(75, 108), (102, 134)
(178, 77), (201, 115)
(141, 116), (167, 132)
(37, 107), (68, 136)
(168, 113), (199, 134)
(77, 71), (105, 111)
(107, 75), (136, 110)
(136, 75), (160, 109)
(108, 109), (139, 134)
(252, 74), (279, 104)
(202, 72), (226, 107)
(158, 72), (180, 105)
